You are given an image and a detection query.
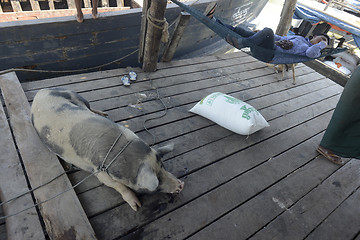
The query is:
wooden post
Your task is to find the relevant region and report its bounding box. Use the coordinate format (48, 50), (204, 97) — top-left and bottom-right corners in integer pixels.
(161, 12), (191, 62)
(275, 0), (298, 36)
(138, 0), (151, 64)
(142, 0), (167, 72)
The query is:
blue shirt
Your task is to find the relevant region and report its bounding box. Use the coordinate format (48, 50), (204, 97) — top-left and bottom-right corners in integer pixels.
(271, 35), (327, 64)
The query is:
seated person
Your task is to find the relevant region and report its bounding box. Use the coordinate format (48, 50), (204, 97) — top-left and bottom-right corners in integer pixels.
(75, 0), (99, 23)
(205, 3), (329, 63)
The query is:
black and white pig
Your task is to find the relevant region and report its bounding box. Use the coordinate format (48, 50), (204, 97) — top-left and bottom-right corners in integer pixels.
(30, 88), (184, 211)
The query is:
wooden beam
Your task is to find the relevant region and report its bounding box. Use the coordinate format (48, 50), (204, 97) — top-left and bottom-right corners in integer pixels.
(0, 93), (45, 240)
(29, 0), (41, 11)
(102, 0), (109, 7)
(142, 0), (168, 71)
(84, 0), (92, 8)
(0, 7), (129, 22)
(304, 59), (349, 86)
(10, 0), (22, 12)
(67, 0), (76, 9)
(0, 72), (97, 240)
(48, 0), (55, 10)
(275, 0), (298, 36)
(116, 0), (124, 7)
(162, 12), (190, 62)
(138, 0), (151, 64)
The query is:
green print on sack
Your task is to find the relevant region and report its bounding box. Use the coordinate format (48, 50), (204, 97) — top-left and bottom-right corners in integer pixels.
(224, 95), (242, 104)
(240, 105), (259, 120)
(199, 92), (223, 106)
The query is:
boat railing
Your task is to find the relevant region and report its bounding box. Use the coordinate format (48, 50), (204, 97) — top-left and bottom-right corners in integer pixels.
(0, 0), (132, 22)
(323, 0), (360, 14)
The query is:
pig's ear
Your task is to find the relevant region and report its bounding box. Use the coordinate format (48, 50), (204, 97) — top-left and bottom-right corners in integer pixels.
(157, 143), (174, 158)
(137, 163), (159, 191)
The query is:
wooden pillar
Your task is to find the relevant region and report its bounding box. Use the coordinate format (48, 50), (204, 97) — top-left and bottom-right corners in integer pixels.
(275, 0), (298, 36)
(162, 12), (191, 62)
(142, 0), (167, 72)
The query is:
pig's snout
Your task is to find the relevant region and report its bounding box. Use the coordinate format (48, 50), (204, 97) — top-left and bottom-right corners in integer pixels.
(174, 180), (184, 194)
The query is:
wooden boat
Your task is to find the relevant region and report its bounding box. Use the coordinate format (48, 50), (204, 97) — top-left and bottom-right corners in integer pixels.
(0, 0), (268, 82)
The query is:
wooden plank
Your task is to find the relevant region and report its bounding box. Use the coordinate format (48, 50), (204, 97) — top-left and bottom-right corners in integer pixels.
(304, 60), (349, 87)
(10, 0), (22, 12)
(29, 0), (41, 11)
(84, 0), (92, 8)
(67, 0), (76, 9)
(162, 12), (191, 62)
(116, 0), (124, 7)
(74, 81), (341, 217)
(0, 96), (45, 239)
(251, 160), (360, 240)
(21, 53), (252, 93)
(0, 7), (129, 22)
(0, 223), (6, 240)
(102, 0), (109, 7)
(90, 102), (339, 239)
(187, 134), (340, 240)
(0, 72), (97, 240)
(48, 0), (55, 10)
(306, 186), (360, 240)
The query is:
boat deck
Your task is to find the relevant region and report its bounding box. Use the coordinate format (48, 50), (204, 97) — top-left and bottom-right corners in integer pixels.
(1, 51), (360, 239)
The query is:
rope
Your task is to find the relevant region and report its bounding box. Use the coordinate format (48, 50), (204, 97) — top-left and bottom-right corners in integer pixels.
(143, 80), (169, 147)
(0, 48), (139, 76)
(147, 9), (169, 43)
(0, 133), (132, 220)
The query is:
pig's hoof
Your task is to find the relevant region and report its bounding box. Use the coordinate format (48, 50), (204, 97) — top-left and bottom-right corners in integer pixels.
(174, 180), (184, 194)
(123, 192), (142, 211)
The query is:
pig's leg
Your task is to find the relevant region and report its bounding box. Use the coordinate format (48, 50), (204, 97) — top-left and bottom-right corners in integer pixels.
(96, 171), (141, 211)
(92, 0), (99, 19)
(75, 0), (84, 23)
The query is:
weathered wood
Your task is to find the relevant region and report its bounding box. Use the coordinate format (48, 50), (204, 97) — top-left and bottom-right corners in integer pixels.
(75, 80), (340, 218)
(251, 160), (360, 240)
(306, 185), (360, 240)
(84, 0), (92, 8)
(162, 12), (191, 62)
(91, 106), (339, 239)
(116, 0), (124, 7)
(138, 0), (151, 64)
(0, 7), (130, 22)
(102, 0), (109, 7)
(275, 0), (298, 36)
(0, 72), (97, 240)
(49, 0), (55, 10)
(142, 0), (168, 71)
(29, 0), (40, 11)
(10, 0), (22, 12)
(0, 94), (45, 240)
(304, 59), (349, 86)
(67, 0), (76, 9)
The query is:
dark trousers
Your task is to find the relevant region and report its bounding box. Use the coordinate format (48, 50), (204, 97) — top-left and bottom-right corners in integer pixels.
(217, 19), (275, 62)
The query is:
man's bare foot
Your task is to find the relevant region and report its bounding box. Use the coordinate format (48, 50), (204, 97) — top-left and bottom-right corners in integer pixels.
(92, 9), (98, 19)
(76, 13), (84, 23)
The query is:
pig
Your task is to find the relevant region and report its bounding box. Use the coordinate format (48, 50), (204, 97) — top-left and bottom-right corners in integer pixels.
(30, 88), (184, 211)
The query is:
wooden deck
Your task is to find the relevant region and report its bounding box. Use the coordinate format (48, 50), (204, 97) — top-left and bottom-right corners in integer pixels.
(1, 51), (360, 239)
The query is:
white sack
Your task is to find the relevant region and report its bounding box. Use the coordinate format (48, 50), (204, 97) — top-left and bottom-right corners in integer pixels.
(189, 92), (269, 135)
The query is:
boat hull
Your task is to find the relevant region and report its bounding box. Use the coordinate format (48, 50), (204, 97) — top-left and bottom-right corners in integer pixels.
(0, 0), (267, 81)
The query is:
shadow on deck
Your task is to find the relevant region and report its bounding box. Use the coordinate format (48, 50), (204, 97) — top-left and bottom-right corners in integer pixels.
(1, 51), (360, 240)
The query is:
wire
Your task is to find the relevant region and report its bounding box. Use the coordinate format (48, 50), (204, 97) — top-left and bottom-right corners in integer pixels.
(0, 49), (139, 76)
